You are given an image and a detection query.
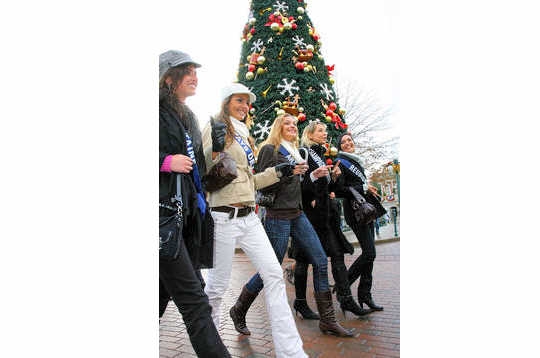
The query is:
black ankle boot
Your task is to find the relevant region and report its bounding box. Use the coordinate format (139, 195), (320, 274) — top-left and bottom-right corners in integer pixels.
(293, 299), (320, 320)
(359, 294), (384, 311)
(337, 295), (372, 317)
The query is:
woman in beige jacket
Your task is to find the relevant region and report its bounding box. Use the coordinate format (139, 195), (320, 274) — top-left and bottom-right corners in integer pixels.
(201, 83), (308, 358)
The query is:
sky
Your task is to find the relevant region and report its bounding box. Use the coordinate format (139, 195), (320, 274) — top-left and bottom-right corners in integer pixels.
(154, 0), (399, 137)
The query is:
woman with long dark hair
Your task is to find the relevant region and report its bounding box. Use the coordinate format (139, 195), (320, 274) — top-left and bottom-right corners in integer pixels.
(201, 83), (308, 358)
(335, 132), (386, 311)
(158, 50), (231, 357)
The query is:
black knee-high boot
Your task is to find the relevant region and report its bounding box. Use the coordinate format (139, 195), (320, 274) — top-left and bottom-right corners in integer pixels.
(331, 256), (371, 317)
(293, 261), (319, 319)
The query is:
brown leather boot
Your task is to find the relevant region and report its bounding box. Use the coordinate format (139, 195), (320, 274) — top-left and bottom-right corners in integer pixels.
(314, 290), (354, 337)
(229, 285), (258, 335)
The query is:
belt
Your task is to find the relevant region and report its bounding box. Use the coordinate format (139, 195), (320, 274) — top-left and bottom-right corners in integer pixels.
(212, 206), (254, 219)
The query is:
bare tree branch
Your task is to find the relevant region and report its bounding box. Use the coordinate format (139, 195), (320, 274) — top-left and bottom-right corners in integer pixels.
(334, 77), (399, 173)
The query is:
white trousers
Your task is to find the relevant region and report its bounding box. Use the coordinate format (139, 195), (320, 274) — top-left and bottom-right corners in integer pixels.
(204, 211), (307, 358)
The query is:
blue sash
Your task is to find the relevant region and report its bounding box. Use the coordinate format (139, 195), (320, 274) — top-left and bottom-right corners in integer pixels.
(185, 132), (206, 215)
(308, 147), (330, 183)
(338, 158), (367, 183)
(234, 135), (255, 168)
(278, 145), (297, 165)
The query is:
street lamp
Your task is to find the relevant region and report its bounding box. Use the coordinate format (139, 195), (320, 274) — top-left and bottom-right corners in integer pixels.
(386, 160), (400, 237)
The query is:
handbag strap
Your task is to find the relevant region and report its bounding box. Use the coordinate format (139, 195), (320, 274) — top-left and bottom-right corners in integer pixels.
(171, 174), (183, 218)
(349, 187), (366, 204)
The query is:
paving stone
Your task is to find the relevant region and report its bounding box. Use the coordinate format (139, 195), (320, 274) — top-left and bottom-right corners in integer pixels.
(160, 241), (400, 357)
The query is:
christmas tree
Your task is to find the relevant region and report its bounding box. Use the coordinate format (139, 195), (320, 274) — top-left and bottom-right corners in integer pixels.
(236, 0), (348, 155)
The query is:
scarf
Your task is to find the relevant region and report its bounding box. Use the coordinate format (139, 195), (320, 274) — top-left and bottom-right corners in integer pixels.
(230, 116), (250, 139)
(338, 151), (365, 168)
(280, 140), (306, 163)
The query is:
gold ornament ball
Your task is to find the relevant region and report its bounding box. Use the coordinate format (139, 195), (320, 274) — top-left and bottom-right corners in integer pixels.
(274, 11), (280, 17)
(298, 15), (303, 20)
(325, 115), (332, 122)
(275, 100), (282, 106)
(297, 7), (305, 14)
(339, 108), (346, 115)
(257, 55), (266, 64)
(309, 29), (313, 35)
(245, 71), (254, 80)
(284, 22), (292, 30)
(256, 67), (266, 75)
(330, 146), (338, 156)
(329, 77), (335, 84)
(306, 44), (314, 52)
(277, 109), (286, 116)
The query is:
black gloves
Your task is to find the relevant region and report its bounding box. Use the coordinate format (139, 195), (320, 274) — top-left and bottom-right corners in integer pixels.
(274, 163), (294, 178)
(211, 118), (227, 152)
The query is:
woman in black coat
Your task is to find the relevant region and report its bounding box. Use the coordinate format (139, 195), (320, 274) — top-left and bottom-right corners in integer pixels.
(158, 50), (231, 357)
(334, 132), (386, 311)
(290, 121), (370, 319)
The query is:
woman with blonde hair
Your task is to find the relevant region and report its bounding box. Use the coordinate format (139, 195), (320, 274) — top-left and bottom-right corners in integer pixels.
(229, 113), (354, 337)
(290, 121), (371, 318)
(202, 84), (308, 358)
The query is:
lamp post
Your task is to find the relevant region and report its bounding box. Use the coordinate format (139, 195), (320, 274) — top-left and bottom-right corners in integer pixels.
(386, 160), (400, 237)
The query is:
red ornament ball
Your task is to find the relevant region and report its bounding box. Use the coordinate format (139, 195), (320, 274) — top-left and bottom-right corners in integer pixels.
(295, 62), (305, 71)
(328, 102), (337, 111)
(326, 158), (333, 165)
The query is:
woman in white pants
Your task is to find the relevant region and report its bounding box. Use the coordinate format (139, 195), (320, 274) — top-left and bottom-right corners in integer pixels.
(201, 83), (308, 358)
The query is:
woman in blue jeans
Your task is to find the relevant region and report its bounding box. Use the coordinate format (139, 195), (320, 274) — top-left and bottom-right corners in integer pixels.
(228, 113), (353, 337)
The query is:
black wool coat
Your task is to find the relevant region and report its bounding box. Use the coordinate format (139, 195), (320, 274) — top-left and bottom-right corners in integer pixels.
(159, 100), (213, 269)
(334, 152), (386, 229)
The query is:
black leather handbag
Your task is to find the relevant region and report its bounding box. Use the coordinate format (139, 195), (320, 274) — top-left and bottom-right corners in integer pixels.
(349, 187), (378, 225)
(159, 174), (183, 259)
(202, 152), (238, 192)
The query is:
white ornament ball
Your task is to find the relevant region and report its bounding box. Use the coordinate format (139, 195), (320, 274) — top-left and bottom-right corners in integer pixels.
(245, 71), (254, 80)
(257, 55), (266, 64)
(306, 44), (314, 52)
(297, 7), (305, 14)
(271, 22), (279, 31)
(249, 17), (256, 25)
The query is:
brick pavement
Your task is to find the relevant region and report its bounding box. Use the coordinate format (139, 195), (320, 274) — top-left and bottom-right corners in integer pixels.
(160, 241), (400, 357)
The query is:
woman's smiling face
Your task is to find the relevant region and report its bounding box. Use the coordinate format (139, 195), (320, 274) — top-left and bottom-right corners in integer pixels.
(227, 94), (250, 121)
(340, 134), (355, 153)
(281, 116), (298, 141)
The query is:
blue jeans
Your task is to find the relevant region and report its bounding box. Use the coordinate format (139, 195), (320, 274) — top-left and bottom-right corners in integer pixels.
(246, 212), (329, 292)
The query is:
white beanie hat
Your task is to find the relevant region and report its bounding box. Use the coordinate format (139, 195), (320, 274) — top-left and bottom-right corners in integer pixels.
(220, 83), (256, 104)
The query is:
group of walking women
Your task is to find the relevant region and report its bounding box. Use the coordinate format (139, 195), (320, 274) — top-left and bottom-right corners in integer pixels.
(159, 49), (385, 357)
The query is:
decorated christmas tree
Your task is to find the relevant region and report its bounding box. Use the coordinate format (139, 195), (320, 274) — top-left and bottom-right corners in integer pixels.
(236, 0), (348, 156)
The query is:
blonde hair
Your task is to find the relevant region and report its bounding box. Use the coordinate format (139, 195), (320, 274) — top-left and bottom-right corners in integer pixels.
(261, 113), (299, 151)
(300, 121), (326, 147)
